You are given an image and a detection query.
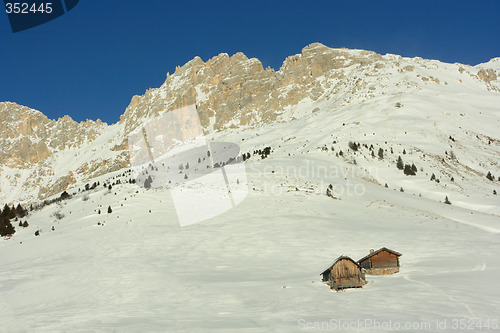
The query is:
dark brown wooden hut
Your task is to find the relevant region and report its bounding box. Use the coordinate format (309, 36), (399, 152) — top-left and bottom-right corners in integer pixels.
(321, 256), (366, 290)
(358, 247), (402, 275)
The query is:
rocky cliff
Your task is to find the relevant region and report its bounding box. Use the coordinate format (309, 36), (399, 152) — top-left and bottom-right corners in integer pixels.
(1, 43), (499, 204)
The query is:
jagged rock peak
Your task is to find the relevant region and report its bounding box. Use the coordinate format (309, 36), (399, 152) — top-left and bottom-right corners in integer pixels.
(2, 43), (500, 204)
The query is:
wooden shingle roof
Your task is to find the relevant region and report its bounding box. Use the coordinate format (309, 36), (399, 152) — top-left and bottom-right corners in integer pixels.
(358, 247), (402, 263)
(320, 255), (361, 276)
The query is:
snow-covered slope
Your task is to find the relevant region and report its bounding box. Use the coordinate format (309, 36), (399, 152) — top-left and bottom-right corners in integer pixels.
(1, 130), (499, 331)
(2, 94), (500, 331)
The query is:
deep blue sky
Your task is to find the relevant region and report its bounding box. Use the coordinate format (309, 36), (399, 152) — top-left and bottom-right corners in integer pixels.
(1, 0), (499, 124)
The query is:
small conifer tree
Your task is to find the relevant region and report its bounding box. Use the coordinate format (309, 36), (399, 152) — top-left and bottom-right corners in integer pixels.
(397, 156), (404, 170)
(404, 164), (416, 176)
(486, 171), (494, 181)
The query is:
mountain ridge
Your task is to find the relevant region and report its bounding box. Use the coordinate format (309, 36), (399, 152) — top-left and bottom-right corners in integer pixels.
(1, 42), (499, 205)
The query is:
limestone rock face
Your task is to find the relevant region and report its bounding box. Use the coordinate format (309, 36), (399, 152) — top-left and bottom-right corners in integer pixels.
(1, 43), (499, 204)
(119, 43), (390, 134)
(477, 68), (498, 84)
(0, 102), (110, 203)
(38, 171), (77, 200)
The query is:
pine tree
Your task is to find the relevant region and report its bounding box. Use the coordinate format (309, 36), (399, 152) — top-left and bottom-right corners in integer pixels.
(107, 206), (112, 214)
(8, 205), (15, 219)
(397, 156), (404, 170)
(15, 203), (26, 218)
(60, 191), (70, 200)
(144, 175), (153, 189)
(486, 171), (494, 181)
(444, 196), (451, 205)
(404, 164), (416, 176)
(0, 215), (15, 236)
(2, 204), (9, 218)
(378, 148), (384, 159)
(430, 173), (436, 181)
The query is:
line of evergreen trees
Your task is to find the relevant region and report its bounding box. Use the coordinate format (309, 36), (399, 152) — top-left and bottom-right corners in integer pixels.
(0, 203), (27, 236)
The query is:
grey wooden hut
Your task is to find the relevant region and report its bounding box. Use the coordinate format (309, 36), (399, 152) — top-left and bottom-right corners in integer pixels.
(321, 256), (366, 290)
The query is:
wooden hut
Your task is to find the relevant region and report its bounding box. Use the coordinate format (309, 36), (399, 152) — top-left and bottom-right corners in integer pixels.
(358, 247), (402, 275)
(321, 256), (366, 290)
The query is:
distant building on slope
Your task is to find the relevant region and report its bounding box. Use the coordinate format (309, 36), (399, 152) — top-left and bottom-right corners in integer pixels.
(321, 256), (366, 290)
(358, 247), (402, 275)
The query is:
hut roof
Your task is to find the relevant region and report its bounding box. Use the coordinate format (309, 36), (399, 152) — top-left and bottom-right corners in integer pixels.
(320, 255), (361, 275)
(358, 247), (402, 263)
